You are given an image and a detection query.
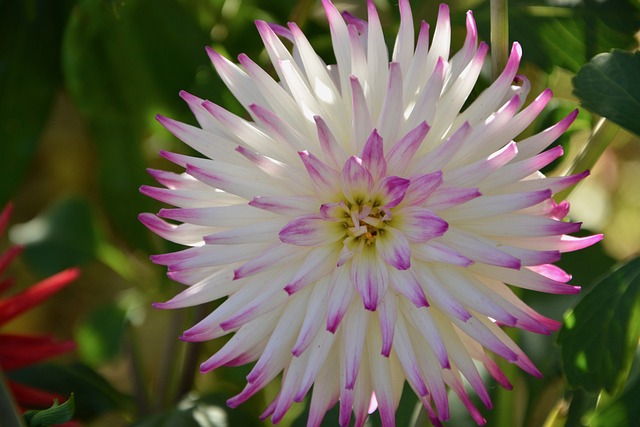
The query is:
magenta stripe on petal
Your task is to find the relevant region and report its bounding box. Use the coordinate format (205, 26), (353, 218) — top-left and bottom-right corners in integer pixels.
(249, 195), (317, 216)
(412, 242), (474, 267)
(556, 234), (604, 252)
(284, 247), (339, 295)
(315, 115), (347, 169)
(377, 227), (412, 270)
(299, 151), (341, 201)
(472, 263), (581, 294)
(341, 156), (374, 204)
(394, 206), (448, 243)
(441, 228), (522, 269)
(279, 215), (343, 246)
(326, 266), (354, 333)
(386, 122), (430, 173)
(319, 201), (349, 220)
(464, 215), (582, 238)
(527, 264), (571, 283)
(377, 294), (398, 357)
(391, 269), (430, 308)
(401, 172), (443, 207)
(374, 176), (411, 208)
(233, 243), (305, 279)
(341, 307), (370, 390)
(361, 130), (387, 181)
(351, 249), (388, 311)
(427, 187), (481, 211)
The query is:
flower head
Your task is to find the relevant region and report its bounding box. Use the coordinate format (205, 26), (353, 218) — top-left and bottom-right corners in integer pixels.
(0, 203), (79, 411)
(141, 1), (602, 425)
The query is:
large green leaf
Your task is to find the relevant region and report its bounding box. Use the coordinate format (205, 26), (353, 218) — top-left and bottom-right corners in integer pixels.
(558, 257), (640, 394)
(589, 379), (640, 427)
(474, 0), (640, 73)
(573, 50), (640, 136)
(62, 0), (217, 252)
(0, 0), (74, 205)
(10, 196), (99, 277)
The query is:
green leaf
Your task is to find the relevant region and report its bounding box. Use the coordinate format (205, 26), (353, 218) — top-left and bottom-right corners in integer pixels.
(559, 257), (640, 395)
(0, 0), (74, 205)
(473, 0), (640, 73)
(62, 0), (217, 252)
(8, 363), (134, 420)
(573, 50), (640, 136)
(589, 379), (640, 427)
(9, 196), (99, 277)
(23, 394), (75, 427)
(75, 304), (128, 367)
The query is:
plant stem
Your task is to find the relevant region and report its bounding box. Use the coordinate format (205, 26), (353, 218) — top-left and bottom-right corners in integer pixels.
(555, 117), (619, 201)
(491, 0), (509, 80)
(156, 309), (185, 409)
(175, 305), (208, 401)
(0, 369), (27, 427)
(127, 325), (151, 417)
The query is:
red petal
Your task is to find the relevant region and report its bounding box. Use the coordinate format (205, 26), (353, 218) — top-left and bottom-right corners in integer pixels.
(0, 268), (80, 325)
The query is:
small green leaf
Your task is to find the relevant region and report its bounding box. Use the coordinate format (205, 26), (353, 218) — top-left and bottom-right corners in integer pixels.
(23, 394), (75, 426)
(558, 257), (640, 395)
(8, 363), (134, 419)
(76, 304), (128, 367)
(589, 379), (640, 427)
(573, 50), (640, 136)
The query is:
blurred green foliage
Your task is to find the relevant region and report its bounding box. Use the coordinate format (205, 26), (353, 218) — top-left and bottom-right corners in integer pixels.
(1, 0), (639, 426)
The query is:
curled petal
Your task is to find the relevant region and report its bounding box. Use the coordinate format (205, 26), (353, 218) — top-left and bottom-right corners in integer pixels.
(342, 156), (374, 203)
(374, 176), (411, 208)
(393, 207), (448, 243)
(279, 215), (344, 246)
(377, 227), (412, 270)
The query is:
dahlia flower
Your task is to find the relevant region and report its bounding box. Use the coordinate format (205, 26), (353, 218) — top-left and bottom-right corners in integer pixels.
(0, 203), (79, 411)
(141, 1), (601, 425)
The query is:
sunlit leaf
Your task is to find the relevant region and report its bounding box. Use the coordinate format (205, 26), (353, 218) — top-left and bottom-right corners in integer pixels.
(589, 379), (640, 427)
(558, 257), (640, 394)
(573, 50), (640, 136)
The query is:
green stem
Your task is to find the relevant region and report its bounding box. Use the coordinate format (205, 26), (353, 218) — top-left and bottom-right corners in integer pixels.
(555, 117), (619, 201)
(495, 357), (520, 427)
(0, 369), (27, 427)
(126, 326), (151, 417)
(409, 400), (429, 427)
(176, 305), (208, 401)
(156, 309), (185, 409)
(490, 0), (509, 81)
